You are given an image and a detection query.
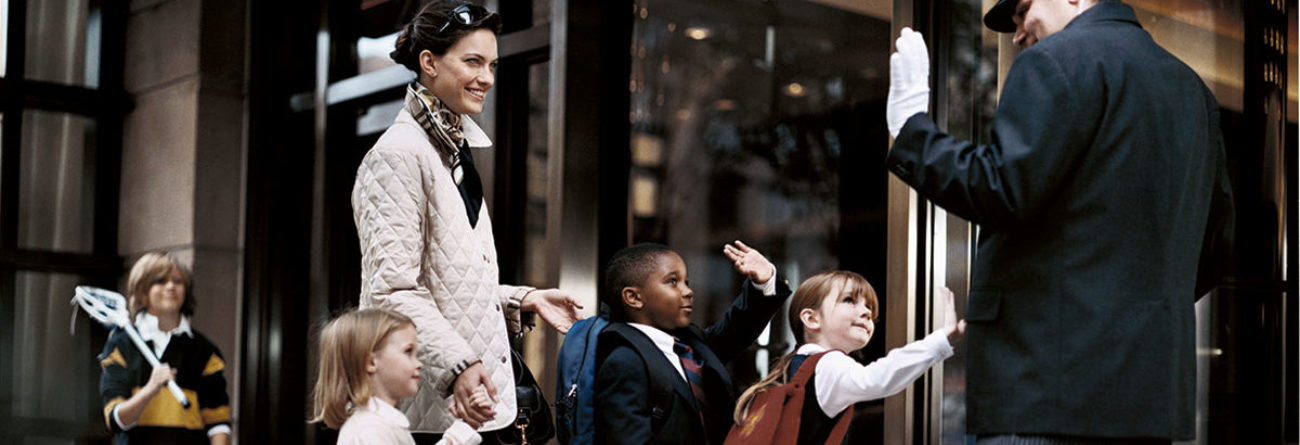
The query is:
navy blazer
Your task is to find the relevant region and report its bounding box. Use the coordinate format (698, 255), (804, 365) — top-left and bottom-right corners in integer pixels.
(887, 3), (1233, 440)
(594, 277), (791, 445)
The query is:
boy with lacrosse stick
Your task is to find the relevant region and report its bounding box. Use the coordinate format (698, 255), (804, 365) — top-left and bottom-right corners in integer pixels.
(86, 252), (231, 445)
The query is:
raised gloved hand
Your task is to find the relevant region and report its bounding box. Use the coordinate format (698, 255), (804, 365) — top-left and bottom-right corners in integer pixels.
(887, 27), (930, 138)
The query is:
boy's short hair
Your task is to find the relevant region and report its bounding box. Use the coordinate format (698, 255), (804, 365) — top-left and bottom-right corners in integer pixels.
(602, 243), (676, 321)
(126, 251), (195, 318)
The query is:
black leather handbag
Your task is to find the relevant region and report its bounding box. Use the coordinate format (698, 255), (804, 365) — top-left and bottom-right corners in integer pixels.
(491, 348), (554, 445)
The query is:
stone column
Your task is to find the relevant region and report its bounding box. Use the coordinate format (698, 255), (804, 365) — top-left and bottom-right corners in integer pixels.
(118, 0), (247, 432)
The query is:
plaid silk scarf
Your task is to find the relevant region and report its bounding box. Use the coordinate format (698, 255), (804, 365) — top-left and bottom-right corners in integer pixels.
(404, 83), (484, 227)
(406, 83), (465, 150)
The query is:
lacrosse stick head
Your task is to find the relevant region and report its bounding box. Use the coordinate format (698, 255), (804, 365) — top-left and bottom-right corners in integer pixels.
(73, 286), (132, 329)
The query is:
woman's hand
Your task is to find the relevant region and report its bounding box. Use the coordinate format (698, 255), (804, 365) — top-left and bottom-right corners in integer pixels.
(939, 286), (967, 343)
(521, 289), (583, 334)
(723, 240), (775, 284)
(451, 363), (497, 428)
(450, 386), (492, 421)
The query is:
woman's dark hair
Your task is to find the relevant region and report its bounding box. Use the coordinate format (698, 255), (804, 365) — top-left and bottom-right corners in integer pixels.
(391, 1), (502, 73)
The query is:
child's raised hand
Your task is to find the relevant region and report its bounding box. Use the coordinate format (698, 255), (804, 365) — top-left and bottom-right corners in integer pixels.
(939, 286), (967, 343)
(723, 240), (775, 284)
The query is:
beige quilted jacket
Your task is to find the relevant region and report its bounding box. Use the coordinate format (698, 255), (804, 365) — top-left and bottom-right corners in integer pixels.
(352, 100), (531, 433)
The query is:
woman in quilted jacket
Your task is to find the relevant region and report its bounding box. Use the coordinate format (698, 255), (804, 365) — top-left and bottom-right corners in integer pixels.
(351, 2), (582, 444)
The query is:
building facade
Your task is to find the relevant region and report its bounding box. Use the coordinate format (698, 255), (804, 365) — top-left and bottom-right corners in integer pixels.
(0, 0), (1294, 443)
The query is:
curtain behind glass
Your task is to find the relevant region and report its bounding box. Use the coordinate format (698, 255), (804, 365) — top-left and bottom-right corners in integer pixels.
(25, 0), (96, 87)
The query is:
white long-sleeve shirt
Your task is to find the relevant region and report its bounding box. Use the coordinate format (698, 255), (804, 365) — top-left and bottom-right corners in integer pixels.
(800, 330), (953, 417)
(338, 398), (417, 445)
(337, 398), (483, 445)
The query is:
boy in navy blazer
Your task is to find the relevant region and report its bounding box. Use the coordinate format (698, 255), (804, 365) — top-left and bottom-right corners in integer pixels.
(593, 241), (791, 445)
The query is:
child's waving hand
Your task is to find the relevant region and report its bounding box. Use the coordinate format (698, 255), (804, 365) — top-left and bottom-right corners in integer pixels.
(722, 240), (775, 284)
(939, 286), (967, 343)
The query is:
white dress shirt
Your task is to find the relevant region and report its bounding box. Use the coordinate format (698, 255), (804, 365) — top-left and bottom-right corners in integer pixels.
(800, 329), (953, 417)
(627, 273), (779, 383)
(134, 312), (193, 358)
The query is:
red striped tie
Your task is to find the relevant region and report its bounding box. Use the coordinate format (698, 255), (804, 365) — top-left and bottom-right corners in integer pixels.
(673, 339), (709, 409)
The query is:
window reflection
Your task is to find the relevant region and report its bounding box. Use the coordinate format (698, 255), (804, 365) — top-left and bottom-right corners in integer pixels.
(2, 0), (8, 76)
(357, 31), (400, 75)
(25, 0), (99, 87)
(19, 110), (96, 253)
(1128, 0), (1245, 111)
(11, 272), (100, 434)
(511, 59), (552, 385)
(935, 0), (1001, 442)
(523, 61), (549, 288)
(532, 0), (550, 26)
(628, 0), (893, 421)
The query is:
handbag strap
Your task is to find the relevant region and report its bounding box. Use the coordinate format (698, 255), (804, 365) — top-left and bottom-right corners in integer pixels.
(510, 348), (534, 385)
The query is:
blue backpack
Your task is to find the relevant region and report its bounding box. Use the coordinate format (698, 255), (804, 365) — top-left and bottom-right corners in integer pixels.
(554, 314), (609, 445)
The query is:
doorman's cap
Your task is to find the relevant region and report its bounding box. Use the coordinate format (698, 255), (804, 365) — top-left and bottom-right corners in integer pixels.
(984, 0), (1019, 33)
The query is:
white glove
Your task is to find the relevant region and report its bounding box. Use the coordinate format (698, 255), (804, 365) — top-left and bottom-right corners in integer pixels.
(887, 27), (930, 138)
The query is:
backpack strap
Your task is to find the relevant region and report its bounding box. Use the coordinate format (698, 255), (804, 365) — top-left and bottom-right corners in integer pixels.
(824, 402), (854, 445)
(769, 351), (828, 444)
(806, 351), (857, 445)
(788, 351), (826, 386)
(784, 351), (854, 445)
(597, 324), (681, 434)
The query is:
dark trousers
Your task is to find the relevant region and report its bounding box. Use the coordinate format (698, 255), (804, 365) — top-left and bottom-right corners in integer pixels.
(975, 435), (1172, 445)
(411, 432), (444, 445)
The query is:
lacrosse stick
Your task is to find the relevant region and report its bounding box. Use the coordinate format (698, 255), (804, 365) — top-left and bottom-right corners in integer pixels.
(73, 285), (191, 408)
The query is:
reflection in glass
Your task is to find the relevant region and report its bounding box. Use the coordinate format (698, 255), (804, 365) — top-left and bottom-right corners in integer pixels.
(25, 0), (99, 87)
(11, 272), (100, 434)
(19, 110), (96, 253)
(520, 60), (552, 384)
(629, 2), (892, 432)
(630, 0), (889, 301)
(357, 31), (399, 75)
(357, 98), (404, 136)
(935, 0), (1000, 442)
(532, 0), (550, 26)
(523, 61), (549, 288)
(2, 0), (8, 76)
(1128, 0), (1244, 112)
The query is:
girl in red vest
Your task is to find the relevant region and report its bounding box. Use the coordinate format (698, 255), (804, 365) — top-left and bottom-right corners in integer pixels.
(733, 271), (965, 444)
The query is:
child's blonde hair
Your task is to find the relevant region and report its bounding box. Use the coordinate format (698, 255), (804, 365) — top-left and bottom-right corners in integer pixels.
(733, 270), (878, 423)
(311, 308), (416, 429)
(126, 251), (194, 318)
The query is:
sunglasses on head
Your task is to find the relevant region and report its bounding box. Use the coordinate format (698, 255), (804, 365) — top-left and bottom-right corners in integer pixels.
(436, 4), (493, 35)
